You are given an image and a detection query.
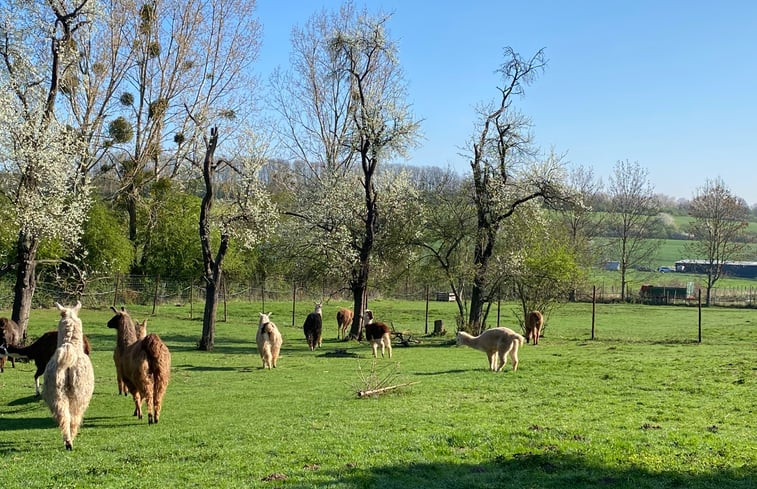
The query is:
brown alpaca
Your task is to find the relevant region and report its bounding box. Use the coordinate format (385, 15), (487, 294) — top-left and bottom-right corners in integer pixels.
(525, 311), (544, 345)
(1, 317), (24, 372)
(107, 307), (171, 424)
(113, 318), (149, 396)
(336, 307), (354, 340)
(363, 310), (392, 359)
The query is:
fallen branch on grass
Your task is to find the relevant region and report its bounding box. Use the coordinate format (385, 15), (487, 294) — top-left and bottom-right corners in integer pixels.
(357, 381), (419, 398)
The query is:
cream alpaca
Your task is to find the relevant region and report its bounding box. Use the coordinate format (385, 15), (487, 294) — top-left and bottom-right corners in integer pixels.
(257, 313), (283, 369)
(456, 327), (525, 372)
(42, 302), (95, 450)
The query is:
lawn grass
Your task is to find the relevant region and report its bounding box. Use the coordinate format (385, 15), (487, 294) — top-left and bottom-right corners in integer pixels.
(1, 300), (755, 488)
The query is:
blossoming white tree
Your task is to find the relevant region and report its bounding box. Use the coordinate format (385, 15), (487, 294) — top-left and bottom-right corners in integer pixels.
(273, 4), (420, 339)
(0, 0), (93, 333)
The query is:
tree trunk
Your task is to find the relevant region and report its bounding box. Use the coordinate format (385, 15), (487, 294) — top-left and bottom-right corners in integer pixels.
(348, 279), (367, 341)
(199, 272), (220, 351)
(11, 231), (39, 340)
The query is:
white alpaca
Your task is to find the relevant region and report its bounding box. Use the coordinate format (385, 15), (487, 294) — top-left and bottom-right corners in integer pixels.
(456, 327), (525, 372)
(256, 313), (282, 369)
(42, 302), (95, 450)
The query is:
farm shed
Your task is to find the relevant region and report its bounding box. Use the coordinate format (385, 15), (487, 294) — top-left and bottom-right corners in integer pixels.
(639, 283), (695, 304)
(675, 260), (757, 279)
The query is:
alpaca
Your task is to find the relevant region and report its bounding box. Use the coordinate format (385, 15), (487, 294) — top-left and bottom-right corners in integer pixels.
(42, 302), (95, 450)
(336, 307), (354, 340)
(0, 317), (23, 372)
(5, 331), (91, 396)
(107, 307), (171, 424)
(456, 327), (525, 372)
(113, 318), (149, 397)
(525, 311), (544, 345)
(363, 310), (392, 359)
(256, 312), (282, 369)
(303, 302), (323, 351)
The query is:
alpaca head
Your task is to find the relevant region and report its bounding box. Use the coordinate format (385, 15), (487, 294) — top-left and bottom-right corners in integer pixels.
(362, 309), (374, 323)
(314, 302), (322, 315)
(136, 319), (148, 340)
(55, 301), (82, 319)
(259, 312), (272, 328)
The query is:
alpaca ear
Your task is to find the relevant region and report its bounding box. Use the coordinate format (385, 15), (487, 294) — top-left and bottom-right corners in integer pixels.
(110, 306), (118, 313)
(267, 312), (272, 317)
(74, 301), (82, 313)
(55, 302), (64, 311)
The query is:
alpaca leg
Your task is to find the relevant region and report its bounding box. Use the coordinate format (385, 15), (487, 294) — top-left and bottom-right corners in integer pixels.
(371, 342), (378, 358)
(384, 337), (393, 359)
(510, 344), (519, 372)
(497, 344), (512, 372)
(53, 402), (73, 450)
(487, 352), (496, 371)
(132, 392), (143, 419)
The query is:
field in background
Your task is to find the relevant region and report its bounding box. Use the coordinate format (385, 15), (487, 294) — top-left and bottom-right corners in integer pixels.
(1, 301), (754, 488)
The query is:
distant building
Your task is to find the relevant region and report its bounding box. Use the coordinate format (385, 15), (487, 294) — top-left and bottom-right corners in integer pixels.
(604, 261), (620, 271)
(675, 260), (757, 279)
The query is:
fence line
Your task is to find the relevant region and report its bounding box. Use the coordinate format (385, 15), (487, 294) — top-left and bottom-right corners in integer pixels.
(1, 275), (756, 311)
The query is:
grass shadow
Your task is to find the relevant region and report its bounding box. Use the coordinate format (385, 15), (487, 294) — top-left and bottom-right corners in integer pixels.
(0, 416), (53, 432)
(286, 454), (755, 489)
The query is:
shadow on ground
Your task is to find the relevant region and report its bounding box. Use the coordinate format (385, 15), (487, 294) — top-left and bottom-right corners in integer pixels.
(275, 454), (755, 489)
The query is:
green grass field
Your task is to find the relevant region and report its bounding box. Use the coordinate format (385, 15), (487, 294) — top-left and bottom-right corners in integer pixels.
(1, 300), (755, 488)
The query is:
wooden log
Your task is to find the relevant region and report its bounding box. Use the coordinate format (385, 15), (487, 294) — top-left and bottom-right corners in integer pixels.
(433, 319), (445, 336)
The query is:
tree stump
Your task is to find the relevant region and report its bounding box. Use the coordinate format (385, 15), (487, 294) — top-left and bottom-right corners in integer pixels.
(433, 319), (446, 336)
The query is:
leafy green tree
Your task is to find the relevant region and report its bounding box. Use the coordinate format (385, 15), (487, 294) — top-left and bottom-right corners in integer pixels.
(79, 199), (134, 276)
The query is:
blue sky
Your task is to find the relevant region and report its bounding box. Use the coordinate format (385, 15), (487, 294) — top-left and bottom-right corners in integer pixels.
(256, 1), (757, 205)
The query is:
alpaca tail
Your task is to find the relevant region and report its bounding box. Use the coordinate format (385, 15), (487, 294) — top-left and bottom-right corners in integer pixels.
(517, 334), (526, 347)
(142, 333), (171, 393)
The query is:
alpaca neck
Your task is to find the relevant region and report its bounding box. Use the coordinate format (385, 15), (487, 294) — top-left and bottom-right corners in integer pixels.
(458, 332), (483, 350)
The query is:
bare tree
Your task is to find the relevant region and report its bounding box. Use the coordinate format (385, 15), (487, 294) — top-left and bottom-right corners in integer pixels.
(606, 160), (660, 301)
(684, 178), (750, 306)
(558, 164), (604, 301)
(466, 48), (566, 333)
(196, 128), (277, 351)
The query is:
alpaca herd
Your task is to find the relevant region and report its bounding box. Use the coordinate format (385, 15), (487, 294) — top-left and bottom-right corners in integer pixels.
(1, 300), (545, 449)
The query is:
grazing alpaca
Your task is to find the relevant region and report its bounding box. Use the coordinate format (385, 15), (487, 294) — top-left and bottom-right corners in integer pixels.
(303, 303), (323, 351)
(363, 310), (392, 359)
(336, 307), (354, 340)
(456, 327), (525, 372)
(257, 312), (282, 369)
(5, 331), (91, 396)
(107, 307), (171, 424)
(0, 317), (23, 372)
(525, 311), (544, 345)
(42, 302), (95, 450)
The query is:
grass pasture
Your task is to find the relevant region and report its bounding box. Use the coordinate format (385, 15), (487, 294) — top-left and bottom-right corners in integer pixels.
(1, 300), (755, 488)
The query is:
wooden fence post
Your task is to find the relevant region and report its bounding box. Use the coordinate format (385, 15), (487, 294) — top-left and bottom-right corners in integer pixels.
(591, 285), (596, 340)
(152, 275), (160, 315)
(698, 288), (702, 343)
(189, 279), (194, 320)
(113, 273), (120, 307)
(424, 285), (429, 335)
(292, 282), (297, 328)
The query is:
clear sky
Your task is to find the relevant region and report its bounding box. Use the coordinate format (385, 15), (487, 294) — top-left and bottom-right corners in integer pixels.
(255, 1), (757, 205)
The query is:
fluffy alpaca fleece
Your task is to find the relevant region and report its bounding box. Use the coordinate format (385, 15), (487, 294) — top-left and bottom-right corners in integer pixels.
(257, 313), (282, 369)
(363, 310), (392, 359)
(42, 302), (95, 450)
(303, 303), (323, 351)
(107, 308), (171, 424)
(456, 327), (525, 372)
(525, 311), (544, 345)
(336, 307), (354, 340)
(6, 331), (91, 396)
(0, 317), (23, 372)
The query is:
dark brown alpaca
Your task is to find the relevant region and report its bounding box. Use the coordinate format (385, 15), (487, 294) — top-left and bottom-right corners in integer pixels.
(5, 331), (91, 396)
(107, 307), (171, 424)
(0, 317), (24, 372)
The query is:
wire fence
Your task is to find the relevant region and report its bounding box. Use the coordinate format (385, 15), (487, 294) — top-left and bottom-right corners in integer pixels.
(1, 275), (756, 313)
